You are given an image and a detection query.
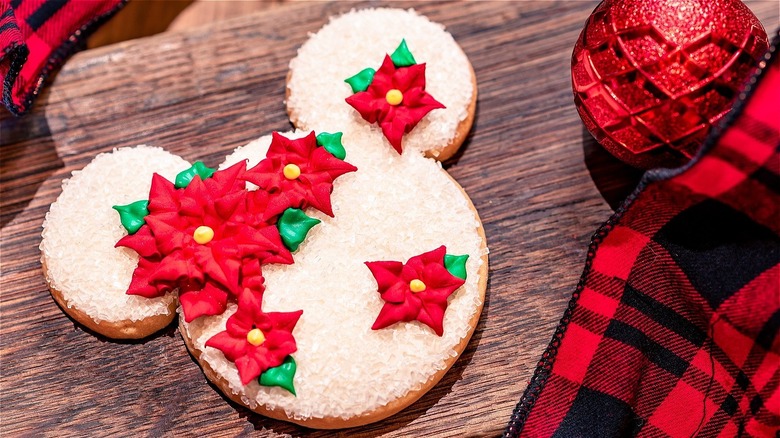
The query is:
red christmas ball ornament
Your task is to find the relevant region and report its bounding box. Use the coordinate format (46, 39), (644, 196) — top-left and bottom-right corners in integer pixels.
(572, 0), (768, 169)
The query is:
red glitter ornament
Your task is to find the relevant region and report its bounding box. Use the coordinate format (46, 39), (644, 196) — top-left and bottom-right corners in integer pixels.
(572, 0), (768, 168)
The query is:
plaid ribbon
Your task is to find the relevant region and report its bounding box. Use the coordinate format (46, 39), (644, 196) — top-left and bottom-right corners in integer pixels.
(506, 31), (780, 437)
(0, 0), (124, 116)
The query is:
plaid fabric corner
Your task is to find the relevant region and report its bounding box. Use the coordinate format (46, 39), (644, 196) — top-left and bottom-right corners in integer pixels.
(0, 0), (125, 116)
(506, 33), (780, 437)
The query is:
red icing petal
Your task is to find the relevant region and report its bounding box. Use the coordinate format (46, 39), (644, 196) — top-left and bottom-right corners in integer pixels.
(267, 309), (303, 333)
(243, 159), (283, 193)
(192, 245), (230, 287)
(179, 178), (209, 217)
(266, 132), (294, 160)
(144, 216), (187, 255)
(126, 258), (168, 298)
(247, 344), (288, 377)
(380, 118), (406, 154)
(236, 226), (293, 265)
(310, 147), (357, 179)
(235, 354), (263, 385)
(179, 281), (229, 322)
(214, 191), (245, 220)
(424, 264), (464, 296)
(261, 191), (302, 220)
(147, 173), (179, 214)
(148, 251), (199, 285)
(289, 131), (319, 159)
(365, 261), (405, 292)
(207, 161), (245, 195)
(225, 312), (251, 338)
(240, 259), (266, 291)
(308, 183), (335, 217)
(243, 190), (272, 223)
(371, 298), (421, 331)
(205, 331), (248, 362)
(381, 281), (410, 304)
(345, 92), (384, 124)
(415, 299), (447, 336)
(393, 62), (427, 91)
(116, 225), (159, 258)
(415, 245), (447, 266)
(262, 331), (297, 357)
(372, 55), (397, 94)
(401, 89), (446, 124)
(237, 287), (263, 313)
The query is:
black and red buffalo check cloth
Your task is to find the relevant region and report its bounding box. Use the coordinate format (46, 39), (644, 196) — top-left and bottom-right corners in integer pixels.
(506, 34), (780, 437)
(0, 0), (124, 116)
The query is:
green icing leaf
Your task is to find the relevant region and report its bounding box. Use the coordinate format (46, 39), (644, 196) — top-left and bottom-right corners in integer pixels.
(316, 132), (347, 160)
(277, 208), (321, 252)
(259, 356), (297, 395)
(390, 39), (416, 67)
(112, 200), (149, 235)
(344, 68), (376, 93)
(174, 161), (216, 188)
(444, 254), (469, 280)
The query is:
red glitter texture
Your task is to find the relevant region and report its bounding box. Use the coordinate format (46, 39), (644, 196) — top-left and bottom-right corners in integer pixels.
(572, 0), (768, 168)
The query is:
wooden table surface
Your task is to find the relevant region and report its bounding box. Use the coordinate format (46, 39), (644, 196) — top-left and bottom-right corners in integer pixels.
(1, 1), (776, 436)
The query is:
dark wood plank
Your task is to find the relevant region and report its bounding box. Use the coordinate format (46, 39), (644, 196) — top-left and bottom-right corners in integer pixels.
(1, 1), (777, 436)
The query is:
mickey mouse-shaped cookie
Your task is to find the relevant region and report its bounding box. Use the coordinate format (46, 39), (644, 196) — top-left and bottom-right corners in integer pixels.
(41, 8), (486, 429)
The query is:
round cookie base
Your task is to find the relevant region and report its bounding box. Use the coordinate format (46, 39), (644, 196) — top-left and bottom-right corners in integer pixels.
(180, 170), (488, 429)
(42, 257), (177, 340)
(285, 64), (478, 162)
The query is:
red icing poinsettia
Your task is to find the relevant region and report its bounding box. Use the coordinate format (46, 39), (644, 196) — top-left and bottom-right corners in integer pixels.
(117, 162), (293, 322)
(206, 287), (302, 385)
(346, 55), (445, 154)
(366, 246), (464, 336)
(243, 132), (357, 218)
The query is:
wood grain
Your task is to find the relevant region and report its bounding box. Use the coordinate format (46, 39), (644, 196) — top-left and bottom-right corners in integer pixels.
(1, 1), (777, 436)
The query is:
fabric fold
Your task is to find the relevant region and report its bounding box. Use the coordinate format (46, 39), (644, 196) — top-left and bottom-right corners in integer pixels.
(0, 0), (125, 116)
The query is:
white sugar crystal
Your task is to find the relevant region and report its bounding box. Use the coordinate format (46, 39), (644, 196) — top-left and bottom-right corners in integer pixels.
(287, 8), (473, 156)
(41, 146), (188, 322)
(188, 123), (485, 420)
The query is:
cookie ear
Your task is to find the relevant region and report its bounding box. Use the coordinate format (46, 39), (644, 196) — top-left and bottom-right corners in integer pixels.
(41, 146), (190, 339)
(286, 9), (476, 161)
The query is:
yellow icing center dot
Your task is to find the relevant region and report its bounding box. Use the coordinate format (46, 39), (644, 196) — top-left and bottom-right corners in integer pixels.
(283, 163), (301, 180)
(386, 89), (403, 106)
(193, 226), (214, 244)
(247, 328), (265, 346)
(409, 279), (426, 293)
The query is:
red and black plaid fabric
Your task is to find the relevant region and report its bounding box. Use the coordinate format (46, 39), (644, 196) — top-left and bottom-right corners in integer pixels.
(0, 0), (124, 116)
(506, 32), (780, 437)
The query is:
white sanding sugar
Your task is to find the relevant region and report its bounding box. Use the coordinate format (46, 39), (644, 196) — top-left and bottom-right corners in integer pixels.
(187, 130), (487, 421)
(41, 146), (189, 323)
(287, 8), (474, 157)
